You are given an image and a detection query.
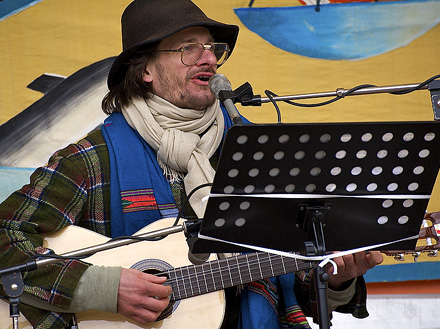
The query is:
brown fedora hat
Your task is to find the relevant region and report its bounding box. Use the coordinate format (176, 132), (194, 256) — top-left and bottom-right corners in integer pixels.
(107, 0), (239, 88)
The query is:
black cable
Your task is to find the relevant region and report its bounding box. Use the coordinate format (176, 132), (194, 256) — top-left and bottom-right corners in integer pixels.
(173, 182), (213, 226)
(390, 74), (440, 95)
(265, 90), (283, 123)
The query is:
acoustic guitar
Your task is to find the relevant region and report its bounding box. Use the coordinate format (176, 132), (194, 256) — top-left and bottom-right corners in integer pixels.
(1, 213), (439, 329)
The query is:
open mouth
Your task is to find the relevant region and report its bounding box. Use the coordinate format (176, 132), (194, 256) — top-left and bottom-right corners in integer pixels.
(192, 72), (213, 83)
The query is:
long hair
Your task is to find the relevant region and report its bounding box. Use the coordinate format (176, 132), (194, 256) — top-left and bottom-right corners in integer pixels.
(102, 45), (159, 114)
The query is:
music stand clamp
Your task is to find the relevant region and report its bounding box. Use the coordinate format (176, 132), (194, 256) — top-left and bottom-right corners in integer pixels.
(301, 205), (331, 329)
(428, 80), (440, 120)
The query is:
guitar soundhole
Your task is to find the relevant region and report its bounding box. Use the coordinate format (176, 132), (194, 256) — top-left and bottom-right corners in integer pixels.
(130, 258), (180, 321)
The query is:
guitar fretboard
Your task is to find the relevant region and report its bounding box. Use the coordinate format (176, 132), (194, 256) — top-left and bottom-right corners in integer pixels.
(163, 252), (315, 301)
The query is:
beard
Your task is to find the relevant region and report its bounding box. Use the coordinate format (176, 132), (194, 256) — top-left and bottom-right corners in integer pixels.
(153, 63), (216, 110)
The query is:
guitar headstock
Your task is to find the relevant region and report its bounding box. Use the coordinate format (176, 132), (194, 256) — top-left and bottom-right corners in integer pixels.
(384, 211), (440, 262)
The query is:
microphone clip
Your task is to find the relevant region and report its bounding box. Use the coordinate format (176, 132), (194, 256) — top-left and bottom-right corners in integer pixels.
(218, 82), (260, 106)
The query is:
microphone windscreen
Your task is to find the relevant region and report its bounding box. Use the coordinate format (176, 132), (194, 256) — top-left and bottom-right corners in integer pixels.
(209, 73), (232, 99)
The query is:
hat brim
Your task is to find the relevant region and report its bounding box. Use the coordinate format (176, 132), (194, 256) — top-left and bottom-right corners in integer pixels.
(107, 22), (239, 89)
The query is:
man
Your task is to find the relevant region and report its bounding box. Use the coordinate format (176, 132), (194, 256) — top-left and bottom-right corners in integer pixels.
(0, 0), (382, 328)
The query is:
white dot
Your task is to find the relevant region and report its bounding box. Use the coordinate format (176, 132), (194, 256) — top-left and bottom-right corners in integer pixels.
(346, 183), (357, 192)
(403, 199), (414, 208)
(269, 168), (280, 177)
(265, 185), (275, 193)
(351, 167), (362, 175)
(240, 202), (251, 210)
(398, 149), (409, 158)
(378, 216), (388, 225)
(219, 202), (230, 211)
(336, 150), (346, 159)
(372, 167), (383, 175)
(244, 185), (255, 193)
(290, 168), (300, 176)
(326, 184), (336, 192)
(367, 183), (378, 192)
(408, 183), (419, 191)
(258, 135), (269, 144)
(377, 150), (388, 159)
(310, 167), (321, 176)
(331, 167), (342, 176)
(285, 184), (295, 193)
(235, 218), (246, 227)
(419, 149), (430, 158)
(315, 151), (326, 160)
(295, 151), (305, 160)
(249, 168), (259, 177)
(387, 183), (398, 192)
(232, 152), (243, 161)
(382, 200), (393, 208)
(398, 216), (409, 225)
(425, 132), (436, 142)
(341, 134), (352, 142)
(382, 133), (393, 142)
(362, 133), (373, 142)
(237, 135), (248, 144)
(392, 166), (404, 175)
(279, 135), (290, 144)
(403, 132), (414, 142)
(299, 134), (310, 143)
(274, 151), (285, 160)
(356, 150), (367, 159)
(224, 185), (234, 194)
(215, 218), (226, 227)
(228, 169), (239, 178)
(413, 166), (424, 175)
(320, 134), (331, 143)
(306, 184), (316, 192)
(253, 152), (264, 161)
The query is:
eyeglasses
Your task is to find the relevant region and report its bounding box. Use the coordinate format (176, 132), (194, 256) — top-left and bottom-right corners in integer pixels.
(156, 43), (230, 66)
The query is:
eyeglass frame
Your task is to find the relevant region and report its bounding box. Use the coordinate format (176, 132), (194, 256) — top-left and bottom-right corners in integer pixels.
(155, 42), (230, 66)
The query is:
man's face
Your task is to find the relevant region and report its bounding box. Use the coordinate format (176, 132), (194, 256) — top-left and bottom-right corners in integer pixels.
(143, 27), (219, 110)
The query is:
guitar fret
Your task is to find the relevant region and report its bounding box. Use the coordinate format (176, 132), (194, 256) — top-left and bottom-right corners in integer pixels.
(209, 262), (216, 291)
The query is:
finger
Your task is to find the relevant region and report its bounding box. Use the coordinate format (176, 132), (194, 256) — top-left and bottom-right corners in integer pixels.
(366, 251), (384, 267)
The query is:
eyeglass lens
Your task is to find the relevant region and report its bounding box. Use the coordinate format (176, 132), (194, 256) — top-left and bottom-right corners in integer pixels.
(182, 43), (229, 65)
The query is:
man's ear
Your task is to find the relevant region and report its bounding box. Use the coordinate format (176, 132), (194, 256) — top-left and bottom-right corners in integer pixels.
(142, 68), (153, 83)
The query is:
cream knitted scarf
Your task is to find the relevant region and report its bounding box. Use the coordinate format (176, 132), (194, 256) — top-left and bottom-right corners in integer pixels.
(121, 95), (224, 218)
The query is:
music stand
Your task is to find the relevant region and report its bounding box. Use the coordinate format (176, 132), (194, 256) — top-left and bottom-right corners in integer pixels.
(192, 121), (440, 328)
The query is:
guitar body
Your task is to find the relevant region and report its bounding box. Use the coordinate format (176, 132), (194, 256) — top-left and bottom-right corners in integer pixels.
(0, 218), (225, 329)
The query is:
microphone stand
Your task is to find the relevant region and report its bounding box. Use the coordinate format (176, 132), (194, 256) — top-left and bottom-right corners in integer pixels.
(0, 220), (201, 329)
(240, 79), (440, 120)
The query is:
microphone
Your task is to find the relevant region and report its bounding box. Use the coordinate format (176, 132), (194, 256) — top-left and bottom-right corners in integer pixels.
(209, 74), (243, 125)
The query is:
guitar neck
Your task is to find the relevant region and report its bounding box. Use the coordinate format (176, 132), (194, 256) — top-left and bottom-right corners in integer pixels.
(165, 252), (315, 301)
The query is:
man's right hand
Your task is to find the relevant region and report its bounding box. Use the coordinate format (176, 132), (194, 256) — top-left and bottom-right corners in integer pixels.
(117, 268), (172, 324)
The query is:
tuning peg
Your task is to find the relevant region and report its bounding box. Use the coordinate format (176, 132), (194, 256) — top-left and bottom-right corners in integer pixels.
(427, 250), (438, 257)
(394, 253), (405, 261)
(412, 252), (421, 262)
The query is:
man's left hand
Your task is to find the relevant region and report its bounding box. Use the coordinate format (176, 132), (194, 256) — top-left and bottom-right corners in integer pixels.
(327, 251), (383, 290)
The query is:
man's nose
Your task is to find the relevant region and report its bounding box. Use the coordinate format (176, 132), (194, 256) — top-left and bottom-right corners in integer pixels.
(197, 48), (217, 66)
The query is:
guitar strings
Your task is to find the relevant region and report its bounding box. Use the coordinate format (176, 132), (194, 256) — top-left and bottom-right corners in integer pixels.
(162, 252), (316, 300)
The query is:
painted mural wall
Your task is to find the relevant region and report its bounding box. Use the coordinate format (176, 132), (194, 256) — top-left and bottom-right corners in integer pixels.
(1, 1), (440, 326)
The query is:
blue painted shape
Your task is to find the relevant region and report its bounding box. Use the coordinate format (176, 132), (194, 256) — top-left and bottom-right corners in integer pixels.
(0, 167), (36, 202)
(364, 261), (440, 283)
(0, 0), (43, 21)
(234, 0), (440, 60)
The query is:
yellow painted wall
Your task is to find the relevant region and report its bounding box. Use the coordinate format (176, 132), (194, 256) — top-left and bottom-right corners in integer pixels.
(1, 0), (440, 211)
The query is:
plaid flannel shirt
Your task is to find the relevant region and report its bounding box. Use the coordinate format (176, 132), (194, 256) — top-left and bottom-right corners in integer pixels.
(0, 129), (368, 328)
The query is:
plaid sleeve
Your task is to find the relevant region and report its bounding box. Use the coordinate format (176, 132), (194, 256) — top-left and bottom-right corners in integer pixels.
(294, 270), (369, 324)
(0, 130), (111, 328)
